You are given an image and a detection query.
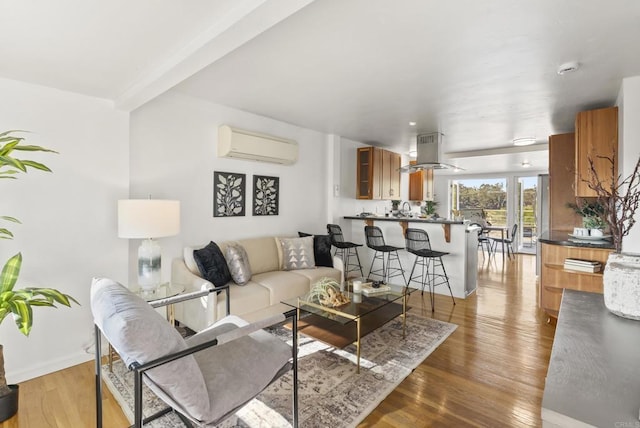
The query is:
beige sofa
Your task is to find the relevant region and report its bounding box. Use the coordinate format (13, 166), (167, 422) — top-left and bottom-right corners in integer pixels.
(172, 236), (343, 332)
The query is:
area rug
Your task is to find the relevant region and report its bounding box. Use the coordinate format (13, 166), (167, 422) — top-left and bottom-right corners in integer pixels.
(102, 312), (457, 427)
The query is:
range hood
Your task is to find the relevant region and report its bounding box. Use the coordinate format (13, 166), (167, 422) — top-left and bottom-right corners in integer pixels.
(400, 132), (461, 171)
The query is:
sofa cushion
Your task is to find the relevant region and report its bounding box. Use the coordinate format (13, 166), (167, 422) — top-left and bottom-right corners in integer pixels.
(252, 271), (310, 305)
(298, 232), (333, 267)
(216, 281), (271, 319)
(194, 241), (232, 288)
(225, 243), (252, 285)
(237, 237), (281, 275)
(280, 236), (315, 270)
(90, 278), (210, 420)
(184, 245), (205, 275)
(289, 267), (342, 288)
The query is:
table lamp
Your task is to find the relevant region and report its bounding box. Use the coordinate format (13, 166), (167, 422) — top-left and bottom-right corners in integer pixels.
(118, 199), (180, 295)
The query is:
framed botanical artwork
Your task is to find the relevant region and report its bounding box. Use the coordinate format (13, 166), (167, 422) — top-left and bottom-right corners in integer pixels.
(213, 171), (246, 217)
(253, 175), (279, 216)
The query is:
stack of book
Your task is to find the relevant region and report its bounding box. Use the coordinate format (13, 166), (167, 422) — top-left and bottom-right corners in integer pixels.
(361, 283), (391, 296)
(564, 258), (602, 273)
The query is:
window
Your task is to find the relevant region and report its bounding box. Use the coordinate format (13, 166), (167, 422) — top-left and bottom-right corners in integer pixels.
(450, 178), (507, 226)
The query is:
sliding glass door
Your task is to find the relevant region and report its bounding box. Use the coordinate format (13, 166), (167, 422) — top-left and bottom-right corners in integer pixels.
(516, 176), (538, 254)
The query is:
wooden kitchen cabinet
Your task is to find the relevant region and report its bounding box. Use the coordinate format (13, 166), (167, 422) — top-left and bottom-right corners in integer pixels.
(356, 146), (400, 200)
(409, 169), (434, 201)
(549, 133), (581, 231)
(575, 106), (618, 197)
(539, 242), (612, 319)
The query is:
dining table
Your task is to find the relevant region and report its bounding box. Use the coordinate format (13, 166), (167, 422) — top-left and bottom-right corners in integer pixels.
(483, 225), (510, 261)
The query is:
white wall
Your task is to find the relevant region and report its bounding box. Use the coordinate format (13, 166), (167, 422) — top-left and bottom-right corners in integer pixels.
(617, 76), (640, 253)
(0, 78), (129, 382)
(129, 91), (331, 283)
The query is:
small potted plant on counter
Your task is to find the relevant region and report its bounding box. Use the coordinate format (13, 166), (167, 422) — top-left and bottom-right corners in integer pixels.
(567, 200), (607, 236)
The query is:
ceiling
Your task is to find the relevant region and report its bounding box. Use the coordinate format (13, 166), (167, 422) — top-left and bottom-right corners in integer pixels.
(2, 0), (640, 174)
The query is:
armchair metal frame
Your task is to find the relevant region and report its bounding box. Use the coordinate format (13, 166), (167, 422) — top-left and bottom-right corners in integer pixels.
(94, 284), (299, 428)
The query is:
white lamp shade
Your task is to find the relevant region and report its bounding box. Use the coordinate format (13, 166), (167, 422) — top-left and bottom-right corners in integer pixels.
(118, 200), (180, 239)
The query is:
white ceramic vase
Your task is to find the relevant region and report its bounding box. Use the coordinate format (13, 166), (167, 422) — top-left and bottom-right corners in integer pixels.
(603, 252), (640, 320)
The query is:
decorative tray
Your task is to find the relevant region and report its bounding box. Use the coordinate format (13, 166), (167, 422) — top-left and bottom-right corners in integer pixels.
(567, 234), (612, 241)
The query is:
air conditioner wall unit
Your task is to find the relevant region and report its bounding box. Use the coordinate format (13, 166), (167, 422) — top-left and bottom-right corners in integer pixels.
(218, 125), (298, 165)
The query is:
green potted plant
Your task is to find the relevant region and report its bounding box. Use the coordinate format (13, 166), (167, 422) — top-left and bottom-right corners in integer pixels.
(421, 200), (439, 218)
(0, 130), (78, 421)
(567, 200), (607, 232)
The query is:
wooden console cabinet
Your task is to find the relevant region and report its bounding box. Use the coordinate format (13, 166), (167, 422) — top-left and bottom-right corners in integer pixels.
(539, 242), (612, 318)
(574, 106), (618, 197)
(356, 146), (401, 200)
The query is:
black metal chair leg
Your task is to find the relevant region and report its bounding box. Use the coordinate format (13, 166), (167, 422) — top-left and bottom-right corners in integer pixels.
(95, 325), (103, 428)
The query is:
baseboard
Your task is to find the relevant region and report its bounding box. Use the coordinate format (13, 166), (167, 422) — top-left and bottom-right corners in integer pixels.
(8, 351), (94, 384)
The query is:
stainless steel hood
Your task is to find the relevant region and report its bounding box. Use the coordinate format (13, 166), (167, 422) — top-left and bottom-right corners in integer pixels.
(400, 132), (461, 171)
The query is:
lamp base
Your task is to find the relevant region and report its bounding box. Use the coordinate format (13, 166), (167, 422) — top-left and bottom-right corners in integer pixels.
(138, 239), (161, 295)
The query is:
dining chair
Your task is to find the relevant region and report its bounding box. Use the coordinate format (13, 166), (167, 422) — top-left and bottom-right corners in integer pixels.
(469, 222), (492, 260)
(491, 223), (518, 259)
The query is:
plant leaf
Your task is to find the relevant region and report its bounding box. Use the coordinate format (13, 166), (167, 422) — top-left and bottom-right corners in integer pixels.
(29, 288), (79, 306)
(0, 155), (27, 172)
(0, 253), (22, 293)
(19, 160), (52, 172)
(9, 300), (32, 336)
(11, 145), (57, 154)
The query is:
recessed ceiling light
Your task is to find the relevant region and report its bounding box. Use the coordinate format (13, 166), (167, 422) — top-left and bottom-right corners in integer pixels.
(513, 137), (536, 146)
(522, 161), (531, 168)
(557, 61), (580, 75)
(409, 121), (417, 126)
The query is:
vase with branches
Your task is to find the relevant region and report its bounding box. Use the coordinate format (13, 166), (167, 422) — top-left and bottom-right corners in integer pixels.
(583, 151), (640, 253)
(582, 149), (640, 320)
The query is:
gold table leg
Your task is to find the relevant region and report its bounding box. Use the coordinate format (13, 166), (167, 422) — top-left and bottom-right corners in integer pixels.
(356, 318), (361, 374)
(402, 288), (407, 339)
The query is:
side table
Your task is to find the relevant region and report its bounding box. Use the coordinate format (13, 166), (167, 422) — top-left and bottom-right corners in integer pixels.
(108, 283), (185, 371)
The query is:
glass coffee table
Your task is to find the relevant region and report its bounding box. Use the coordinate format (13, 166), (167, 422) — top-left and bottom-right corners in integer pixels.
(282, 281), (414, 373)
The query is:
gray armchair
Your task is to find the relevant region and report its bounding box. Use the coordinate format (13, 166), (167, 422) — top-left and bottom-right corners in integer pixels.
(91, 278), (298, 427)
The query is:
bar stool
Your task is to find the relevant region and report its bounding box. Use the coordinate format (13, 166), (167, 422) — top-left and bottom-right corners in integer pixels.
(364, 226), (406, 285)
(327, 224), (364, 280)
(404, 228), (455, 312)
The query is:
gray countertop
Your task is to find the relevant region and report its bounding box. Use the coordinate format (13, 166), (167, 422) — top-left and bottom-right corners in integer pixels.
(344, 215), (465, 225)
(542, 289), (640, 427)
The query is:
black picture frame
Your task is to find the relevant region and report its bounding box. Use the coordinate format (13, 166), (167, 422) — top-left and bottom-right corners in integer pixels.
(213, 171), (246, 217)
(253, 175), (279, 216)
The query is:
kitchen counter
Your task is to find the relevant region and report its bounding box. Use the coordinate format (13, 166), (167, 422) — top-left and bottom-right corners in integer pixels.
(344, 215), (464, 243)
(538, 230), (615, 250)
(542, 289), (640, 427)
(343, 216), (477, 298)
(344, 215), (464, 225)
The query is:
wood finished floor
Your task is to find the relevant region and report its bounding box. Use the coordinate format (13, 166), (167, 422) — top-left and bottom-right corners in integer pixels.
(1, 253), (555, 428)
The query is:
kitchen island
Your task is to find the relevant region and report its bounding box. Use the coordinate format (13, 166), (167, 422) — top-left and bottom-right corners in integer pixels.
(343, 216), (477, 298)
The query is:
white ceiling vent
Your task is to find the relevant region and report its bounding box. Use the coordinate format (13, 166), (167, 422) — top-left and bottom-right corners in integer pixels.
(218, 125), (298, 165)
